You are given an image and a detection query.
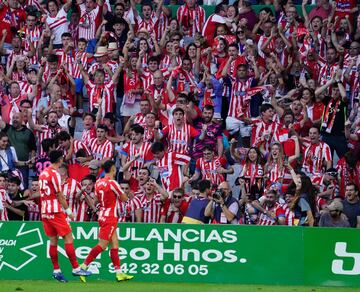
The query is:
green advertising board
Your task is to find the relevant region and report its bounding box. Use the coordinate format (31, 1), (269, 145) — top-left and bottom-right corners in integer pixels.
(0, 222), (359, 287)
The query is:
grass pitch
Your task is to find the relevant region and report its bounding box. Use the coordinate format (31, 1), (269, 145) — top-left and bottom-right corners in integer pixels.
(0, 281), (359, 292)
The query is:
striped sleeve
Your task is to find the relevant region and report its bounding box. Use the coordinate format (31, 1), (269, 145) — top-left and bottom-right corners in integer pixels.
(110, 180), (123, 198)
(52, 170), (62, 194)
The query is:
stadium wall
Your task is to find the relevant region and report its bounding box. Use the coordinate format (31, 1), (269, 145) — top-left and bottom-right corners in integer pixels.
(0, 222), (359, 287)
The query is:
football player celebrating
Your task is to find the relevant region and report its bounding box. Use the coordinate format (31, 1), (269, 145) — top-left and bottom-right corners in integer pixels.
(80, 160), (134, 282)
(39, 150), (91, 282)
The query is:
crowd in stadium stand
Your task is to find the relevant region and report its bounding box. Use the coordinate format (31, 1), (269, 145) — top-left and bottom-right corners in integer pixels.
(0, 0), (359, 227)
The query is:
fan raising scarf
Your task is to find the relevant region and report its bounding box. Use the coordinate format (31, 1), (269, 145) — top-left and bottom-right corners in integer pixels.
(321, 98), (341, 134)
(180, 4), (201, 36)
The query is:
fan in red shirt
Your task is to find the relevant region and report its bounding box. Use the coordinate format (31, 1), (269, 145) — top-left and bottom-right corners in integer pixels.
(158, 107), (199, 155)
(190, 145), (234, 187)
(151, 142), (191, 192)
(160, 188), (189, 223)
(254, 190), (286, 226)
(38, 150), (91, 282)
(120, 124), (154, 191)
(80, 160), (133, 282)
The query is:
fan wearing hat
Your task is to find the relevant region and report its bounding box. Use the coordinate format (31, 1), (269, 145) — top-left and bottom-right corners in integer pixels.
(106, 42), (120, 72)
(78, 52), (123, 118)
(319, 200), (350, 227)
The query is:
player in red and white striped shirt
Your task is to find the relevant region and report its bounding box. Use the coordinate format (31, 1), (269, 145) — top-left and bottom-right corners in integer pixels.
(39, 150), (91, 281)
(191, 146), (234, 187)
(159, 108), (199, 155)
(59, 164), (81, 220)
(117, 180), (142, 222)
(302, 127), (332, 179)
(81, 160), (133, 282)
(88, 125), (114, 163)
(120, 124), (154, 190)
(57, 131), (92, 165)
(136, 178), (168, 223)
(151, 142), (191, 191)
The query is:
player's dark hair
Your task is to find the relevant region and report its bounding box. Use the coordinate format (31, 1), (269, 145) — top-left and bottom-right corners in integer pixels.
(102, 160), (115, 173)
(151, 142), (165, 153)
(49, 150), (64, 164)
(198, 180), (211, 193)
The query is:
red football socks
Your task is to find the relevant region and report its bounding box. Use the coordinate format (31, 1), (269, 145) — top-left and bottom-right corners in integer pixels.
(84, 244), (103, 266)
(49, 245), (60, 270)
(65, 243), (79, 269)
(110, 248), (120, 270)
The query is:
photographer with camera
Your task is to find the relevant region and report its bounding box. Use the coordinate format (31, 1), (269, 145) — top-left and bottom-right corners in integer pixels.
(204, 181), (239, 224)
